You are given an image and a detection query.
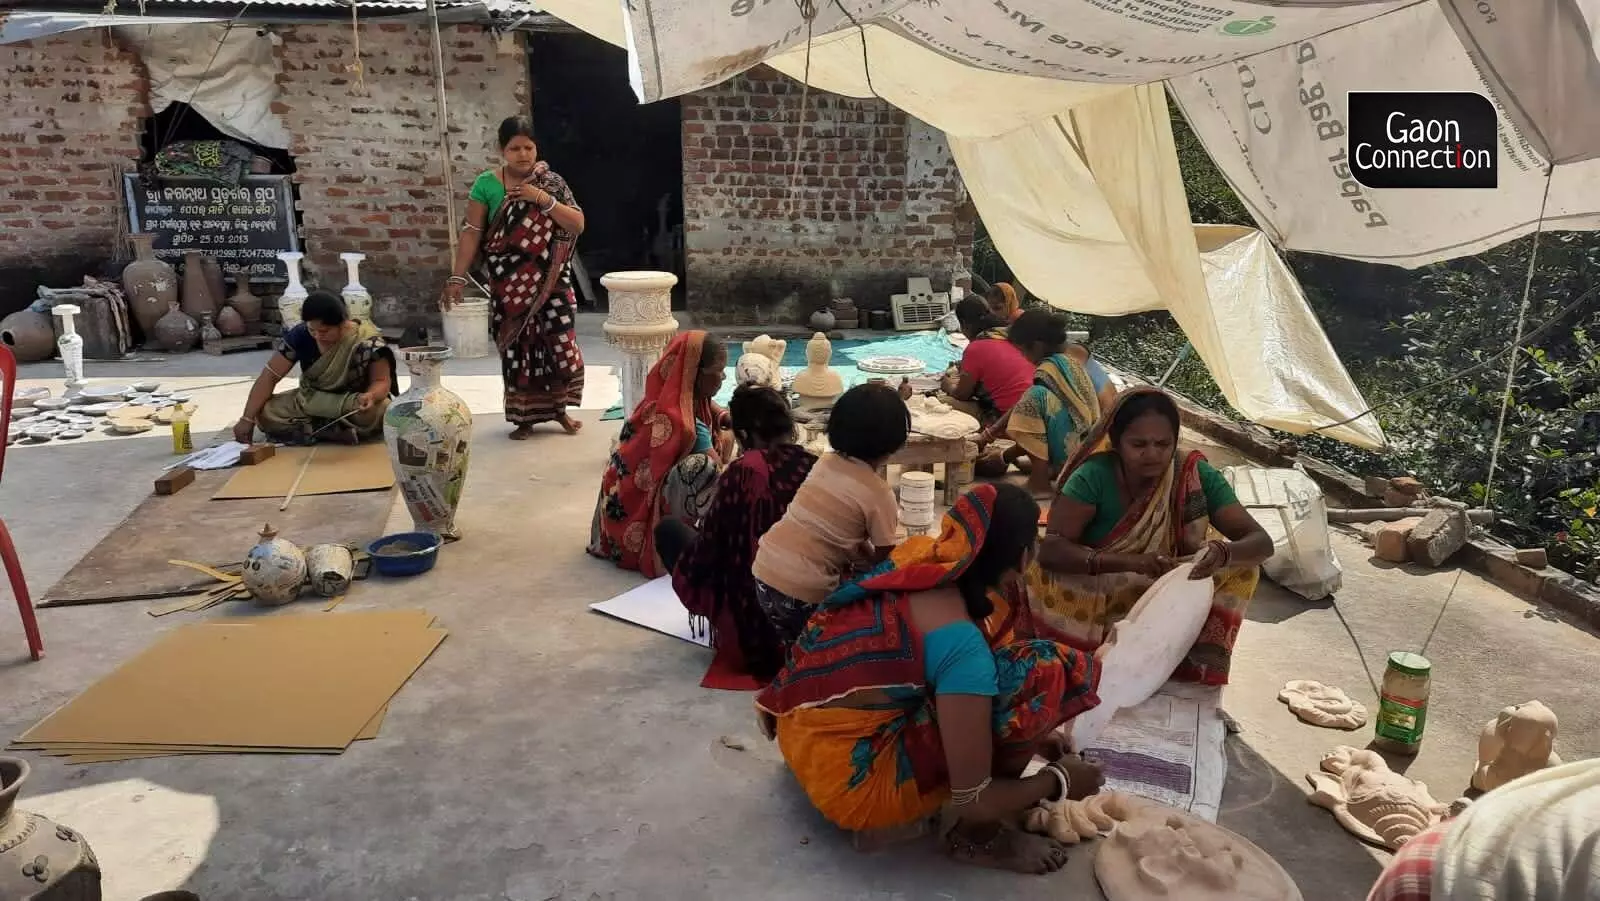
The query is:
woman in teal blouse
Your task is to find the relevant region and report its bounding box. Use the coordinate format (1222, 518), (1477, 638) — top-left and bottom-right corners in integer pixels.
(440, 116), (588, 440)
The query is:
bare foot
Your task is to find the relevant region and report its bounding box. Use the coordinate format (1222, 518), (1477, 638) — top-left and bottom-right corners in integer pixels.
(558, 414), (583, 435)
(509, 425), (536, 441)
(944, 821), (1070, 874)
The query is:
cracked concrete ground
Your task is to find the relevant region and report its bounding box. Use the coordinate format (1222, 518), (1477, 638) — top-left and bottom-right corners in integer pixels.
(1, 317), (1595, 900)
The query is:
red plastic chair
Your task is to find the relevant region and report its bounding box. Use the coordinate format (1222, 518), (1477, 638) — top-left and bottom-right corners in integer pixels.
(0, 344), (43, 660)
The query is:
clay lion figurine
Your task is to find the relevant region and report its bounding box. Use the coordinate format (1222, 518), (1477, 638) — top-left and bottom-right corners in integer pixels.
(1306, 746), (1453, 850)
(1471, 700), (1561, 793)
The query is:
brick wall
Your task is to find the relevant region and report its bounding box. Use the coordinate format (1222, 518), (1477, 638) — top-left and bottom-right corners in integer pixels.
(277, 24), (527, 324)
(681, 66), (972, 322)
(0, 31), (147, 317)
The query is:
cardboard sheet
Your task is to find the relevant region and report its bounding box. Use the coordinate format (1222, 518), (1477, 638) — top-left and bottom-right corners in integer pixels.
(589, 577), (709, 648)
(19, 620), (445, 749)
(213, 442), (395, 500)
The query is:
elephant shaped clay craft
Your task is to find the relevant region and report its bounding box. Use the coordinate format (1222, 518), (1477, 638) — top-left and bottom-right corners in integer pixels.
(1307, 746), (1453, 850)
(1472, 700), (1561, 792)
(1278, 680), (1369, 730)
(735, 334), (786, 390)
(1022, 790), (1158, 845)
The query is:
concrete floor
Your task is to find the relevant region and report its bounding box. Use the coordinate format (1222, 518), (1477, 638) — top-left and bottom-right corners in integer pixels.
(1, 322), (1596, 900)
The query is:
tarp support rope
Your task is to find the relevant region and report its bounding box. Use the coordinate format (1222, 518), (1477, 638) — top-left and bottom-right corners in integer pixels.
(425, 0), (459, 272)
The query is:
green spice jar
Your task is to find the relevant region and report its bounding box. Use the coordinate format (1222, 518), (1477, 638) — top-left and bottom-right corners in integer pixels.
(1373, 652), (1432, 755)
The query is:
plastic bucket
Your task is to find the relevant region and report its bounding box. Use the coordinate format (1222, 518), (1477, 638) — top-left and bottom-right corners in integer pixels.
(442, 297), (491, 359)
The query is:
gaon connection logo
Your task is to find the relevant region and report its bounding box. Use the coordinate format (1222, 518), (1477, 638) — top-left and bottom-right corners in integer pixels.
(1347, 92), (1498, 189)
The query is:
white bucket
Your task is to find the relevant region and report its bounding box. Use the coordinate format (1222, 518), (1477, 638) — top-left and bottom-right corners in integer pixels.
(442, 298), (491, 359)
(900, 471), (937, 502)
(900, 500), (937, 527)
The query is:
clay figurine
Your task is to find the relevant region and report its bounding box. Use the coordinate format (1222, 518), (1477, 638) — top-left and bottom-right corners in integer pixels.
(1471, 700), (1561, 793)
(1278, 680), (1369, 730)
(734, 351), (780, 390)
(1096, 806), (1304, 901)
(1306, 745), (1452, 849)
(1023, 790), (1157, 845)
(904, 394), (979, 440)
(792, 332), (844, 401)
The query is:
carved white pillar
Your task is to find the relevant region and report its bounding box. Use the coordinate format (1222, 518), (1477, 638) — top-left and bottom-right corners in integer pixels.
(601, 270), (680, 418)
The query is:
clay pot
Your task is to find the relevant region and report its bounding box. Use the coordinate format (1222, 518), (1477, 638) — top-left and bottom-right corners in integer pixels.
(216, 303), (246, 337)
(180, 252), (219, 321)
(152, 300), (199, 353)
(244, 523), (306, 606)
(227, 273), (262, 331)
(385, 346), (473, 540)
(198, 254), (225, 311)
(0, 309), (56, 362)
(0, 757), (103, 900)
(122, 233), (178, 339)
(809, 308), (837, 331)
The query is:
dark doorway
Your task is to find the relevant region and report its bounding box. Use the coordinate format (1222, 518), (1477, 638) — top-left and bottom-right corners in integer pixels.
(527, 29), (685, 309)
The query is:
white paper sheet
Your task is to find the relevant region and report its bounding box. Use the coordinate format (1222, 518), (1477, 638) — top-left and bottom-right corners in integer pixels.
(589, 576), (709, 648)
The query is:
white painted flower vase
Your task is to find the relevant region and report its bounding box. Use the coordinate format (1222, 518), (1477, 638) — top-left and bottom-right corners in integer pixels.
(384, 345), (473, 540)
(339, 251), (373, 322)
(277, 251), (308, 330)
(244, 522), (306, 606)
(52, 304), (85, 387)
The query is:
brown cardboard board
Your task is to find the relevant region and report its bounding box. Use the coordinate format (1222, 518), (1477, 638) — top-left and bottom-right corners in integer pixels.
(213, 443), (395, 500)
(41, 472), (395, 605)
(24, 705), (388, 755)
(19, 622), (446, 749)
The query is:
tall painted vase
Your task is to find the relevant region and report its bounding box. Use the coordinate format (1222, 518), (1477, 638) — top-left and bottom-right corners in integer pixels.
(384, 346), (473, 540)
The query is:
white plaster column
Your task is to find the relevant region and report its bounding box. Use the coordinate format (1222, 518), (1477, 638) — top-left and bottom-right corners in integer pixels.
(601, 270), (680, 417)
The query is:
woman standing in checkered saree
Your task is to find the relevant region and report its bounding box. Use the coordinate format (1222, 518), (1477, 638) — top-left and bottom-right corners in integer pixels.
(441, 115), (587, 439)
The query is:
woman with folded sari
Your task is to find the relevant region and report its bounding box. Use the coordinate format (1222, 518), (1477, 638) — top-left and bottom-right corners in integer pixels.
(758, 483), (1106, 874)
(588, 330), (735, 576)
(232, 290), (395, 445)
(1026, 388), (1274, 686)
(1000, 315), (1119, 494)
(440, 116), (587, 440)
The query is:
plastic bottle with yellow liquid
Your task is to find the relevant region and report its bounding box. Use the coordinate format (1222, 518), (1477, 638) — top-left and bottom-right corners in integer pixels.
(171, 403), (193, 455)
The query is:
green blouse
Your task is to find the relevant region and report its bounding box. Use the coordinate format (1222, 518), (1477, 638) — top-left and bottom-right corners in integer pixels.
(1061, 454), (1240, 545)
(469, 169), (508, 223)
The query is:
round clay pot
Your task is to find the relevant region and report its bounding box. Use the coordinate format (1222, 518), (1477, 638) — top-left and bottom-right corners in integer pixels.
(216, 303), (246, 337)
(122, 233), (178, 339)
(227, 273), (263, 330)
(180, 252), (219, 321)
(0, 310), (56, 362)
(809, 308), (837, 331)
(153, 300), (199, 353)
(0, 756), (103, 900)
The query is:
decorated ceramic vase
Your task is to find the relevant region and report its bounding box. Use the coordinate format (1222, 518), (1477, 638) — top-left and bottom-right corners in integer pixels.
(0, 757), (102, 900)
(243, 523), (306, 606)
(383, 345), (473, 540)
(122, 233), (177, 338)
(339, 252), (373, 322)
(276, 251), (308, 330)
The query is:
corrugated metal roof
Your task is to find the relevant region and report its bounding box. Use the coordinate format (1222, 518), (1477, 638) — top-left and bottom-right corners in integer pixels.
(29, 0), (544, 11)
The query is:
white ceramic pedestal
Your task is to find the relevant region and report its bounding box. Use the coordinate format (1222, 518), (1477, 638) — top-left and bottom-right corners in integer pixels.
(339, 252), (373, 322)
(51, 304), (84, 387)
(277, 251), (308, 331)
(601, 270), (680, 418)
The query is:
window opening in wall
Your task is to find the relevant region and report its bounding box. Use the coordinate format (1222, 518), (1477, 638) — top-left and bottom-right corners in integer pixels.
(528, 29), (685, 310)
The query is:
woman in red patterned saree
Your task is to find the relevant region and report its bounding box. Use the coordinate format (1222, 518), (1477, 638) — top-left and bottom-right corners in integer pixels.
(442, 116), (587, 440)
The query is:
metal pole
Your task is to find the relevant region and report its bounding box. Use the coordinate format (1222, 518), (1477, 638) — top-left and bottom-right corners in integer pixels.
(425, 0), (459, 272)
(1157, 342), (1192, 387)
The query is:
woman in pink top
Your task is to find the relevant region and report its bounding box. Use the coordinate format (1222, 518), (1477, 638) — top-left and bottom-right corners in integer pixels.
(941, 298), (1036, 425)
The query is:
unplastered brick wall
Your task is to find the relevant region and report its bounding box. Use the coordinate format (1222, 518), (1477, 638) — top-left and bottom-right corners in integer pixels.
(0, 31), (147, 316)
(681, 66), (972, 321)
(276, 23), (526, 323)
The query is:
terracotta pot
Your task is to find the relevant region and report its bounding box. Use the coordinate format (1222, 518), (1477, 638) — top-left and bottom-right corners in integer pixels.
(152, 300), (198, 353)
(180, 252), (219, 321)
(227, 273), (262, 330)
(0, 310), (56, 362)
(216, 303), (246, 337)
(0, 757), (103, 900)
(121, 233), (178, 338)
(384, 346), (473, 540)
(198, 254), (225, 311)
(809, 308), (837, 331)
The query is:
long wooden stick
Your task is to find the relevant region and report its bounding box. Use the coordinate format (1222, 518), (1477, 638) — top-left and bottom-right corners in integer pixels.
(280, 446), (318, 511)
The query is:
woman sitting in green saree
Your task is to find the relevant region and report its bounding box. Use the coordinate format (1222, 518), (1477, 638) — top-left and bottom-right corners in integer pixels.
(232, 291), (397, 445)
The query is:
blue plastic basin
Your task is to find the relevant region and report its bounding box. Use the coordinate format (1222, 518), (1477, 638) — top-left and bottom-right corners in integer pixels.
(366, 531), (443, 577)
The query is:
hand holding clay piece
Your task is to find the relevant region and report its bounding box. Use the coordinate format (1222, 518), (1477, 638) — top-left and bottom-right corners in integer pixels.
(792, 332), (844, 400)
(1096, 806), (1304, 901)
(1471, 700), (1561, 792)
(1306, 745), (1451, 849)
(1278, 680), (1369, 730)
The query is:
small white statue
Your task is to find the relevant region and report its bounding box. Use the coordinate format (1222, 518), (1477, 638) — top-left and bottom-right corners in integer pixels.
(1278, 680), (1369, 730)
(735, 334), (785, 391)
(1472, 700), (1561, 792)
(1307, 746), (1453, 850)
(791, 332), (843, 401)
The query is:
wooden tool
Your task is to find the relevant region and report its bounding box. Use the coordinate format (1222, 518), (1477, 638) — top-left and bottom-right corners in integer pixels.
(154, 466), (196, 496)
(240, 443), (276, 465)
(280, 446), (318, 511)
